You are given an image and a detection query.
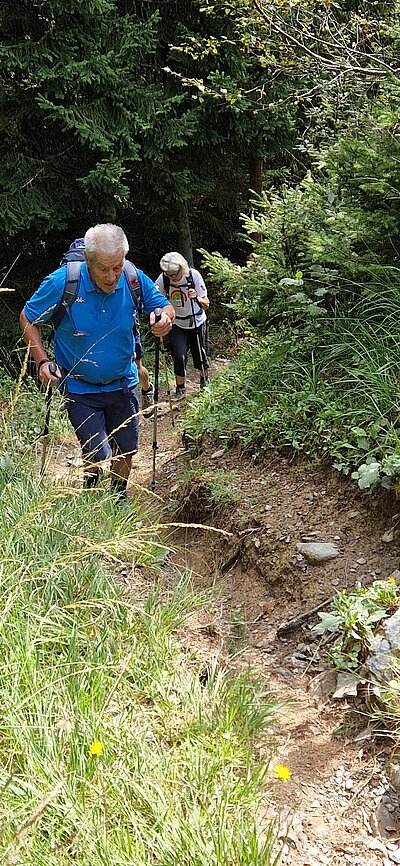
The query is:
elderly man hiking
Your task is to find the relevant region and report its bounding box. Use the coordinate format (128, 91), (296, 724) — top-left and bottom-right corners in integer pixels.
(20, 223), (175, 499)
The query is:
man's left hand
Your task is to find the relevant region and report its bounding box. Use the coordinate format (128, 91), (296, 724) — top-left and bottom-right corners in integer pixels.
(150, 310), (173, 337)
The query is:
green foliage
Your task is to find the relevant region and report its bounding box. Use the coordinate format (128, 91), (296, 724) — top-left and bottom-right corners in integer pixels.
(0, 371), (72, 469)
(0, 432), (280, 862)
(0, 1), (162, 237)
(182, 265), (400, 487)
(191, 0), (400, 335)
(201, 156), (400, 327)
(181, 465), (240, 508)
(312, 578), (400, 672)
(0, 374), (281, 864)
(0, 0), (299, 296)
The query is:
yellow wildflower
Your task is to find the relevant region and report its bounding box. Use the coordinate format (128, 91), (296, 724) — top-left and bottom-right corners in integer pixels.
(89, 740), (103, 757)
(274, 763), (292, 782)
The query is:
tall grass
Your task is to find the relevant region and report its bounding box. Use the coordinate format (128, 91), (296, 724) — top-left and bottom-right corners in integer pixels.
(183, 278), (400, 484)
(0, 437), (279, 864)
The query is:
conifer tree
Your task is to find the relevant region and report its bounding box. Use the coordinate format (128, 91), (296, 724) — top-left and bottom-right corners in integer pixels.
(0, 0), (165, 264)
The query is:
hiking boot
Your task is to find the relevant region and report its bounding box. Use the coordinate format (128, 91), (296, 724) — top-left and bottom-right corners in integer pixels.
(110, 476), (128, 501)
(171, 385), (186, 402)
(141, 383), (155, 418)
(83, 468), (102, 488)
(199, 375), (210, 389)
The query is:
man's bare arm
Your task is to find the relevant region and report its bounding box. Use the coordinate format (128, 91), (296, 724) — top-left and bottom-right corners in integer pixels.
(19, 311), (60, 385)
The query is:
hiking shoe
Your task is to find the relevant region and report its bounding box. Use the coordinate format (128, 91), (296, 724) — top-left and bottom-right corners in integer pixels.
(199, 375), (210, 389)
(83, 468), (102, 488)
(141, 383), (155, 418)
(171, 385), (186, 402)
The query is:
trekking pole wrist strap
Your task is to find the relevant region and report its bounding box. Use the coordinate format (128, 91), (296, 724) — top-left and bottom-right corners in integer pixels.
(37, 358), (50, 372)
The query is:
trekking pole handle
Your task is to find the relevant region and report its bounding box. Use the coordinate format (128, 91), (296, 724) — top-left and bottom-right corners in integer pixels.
(42, 362), (58, 391)
(154, 307), (162, 323)
(45, 362), (58, 386)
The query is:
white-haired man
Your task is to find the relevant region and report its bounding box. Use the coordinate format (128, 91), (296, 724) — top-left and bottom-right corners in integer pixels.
(156, 251), (210, 401)
(20, 224), (175, 498)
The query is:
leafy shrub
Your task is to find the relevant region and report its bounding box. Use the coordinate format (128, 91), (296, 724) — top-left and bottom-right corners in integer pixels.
(184, 262), (400, 488)
(312, 579), (400, 672)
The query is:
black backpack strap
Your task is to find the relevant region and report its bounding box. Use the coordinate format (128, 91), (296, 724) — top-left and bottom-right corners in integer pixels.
(124, 260), (142, 314)
(162, 273), (170, 294)
(51, 261), (82, 329)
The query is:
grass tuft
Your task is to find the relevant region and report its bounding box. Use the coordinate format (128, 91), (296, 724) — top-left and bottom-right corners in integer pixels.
(0, 461), (279, 864)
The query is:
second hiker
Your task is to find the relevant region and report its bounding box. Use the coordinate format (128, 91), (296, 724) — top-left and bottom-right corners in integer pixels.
(156, 252), (210, 401)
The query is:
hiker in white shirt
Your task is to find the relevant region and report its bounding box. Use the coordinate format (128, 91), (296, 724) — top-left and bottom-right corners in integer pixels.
(156, 252), (210, 401)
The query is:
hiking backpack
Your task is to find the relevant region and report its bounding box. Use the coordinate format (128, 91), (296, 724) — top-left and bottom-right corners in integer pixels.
(50, 237), (143, 329)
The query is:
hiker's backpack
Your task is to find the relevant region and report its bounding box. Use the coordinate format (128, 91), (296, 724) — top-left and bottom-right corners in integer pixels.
(50, 237), (143, 329)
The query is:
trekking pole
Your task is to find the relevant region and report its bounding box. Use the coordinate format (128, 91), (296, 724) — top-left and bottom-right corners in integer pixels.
(189, 297), (208, 383)
(160, 337), (175, 428)
(40, 362), (57, 477)
(149, 309), (162, 491)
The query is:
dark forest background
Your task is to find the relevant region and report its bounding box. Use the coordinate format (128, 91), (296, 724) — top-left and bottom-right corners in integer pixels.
(2, 0), (400, 487)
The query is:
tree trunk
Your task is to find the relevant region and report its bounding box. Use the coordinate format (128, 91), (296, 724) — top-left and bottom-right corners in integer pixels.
(249, 152), (263, 197)
(249, 147), (264, 246)
(176, 200), (193, 266)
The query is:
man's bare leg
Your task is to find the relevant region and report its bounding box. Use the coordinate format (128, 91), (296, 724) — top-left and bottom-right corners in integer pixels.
(110, 454), (133, 498)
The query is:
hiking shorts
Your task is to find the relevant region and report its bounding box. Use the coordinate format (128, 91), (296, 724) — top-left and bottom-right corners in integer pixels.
(65, 387), (139, 464)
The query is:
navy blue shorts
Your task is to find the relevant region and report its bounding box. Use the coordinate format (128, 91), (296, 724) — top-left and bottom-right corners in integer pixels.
(65, 387), (139, 463)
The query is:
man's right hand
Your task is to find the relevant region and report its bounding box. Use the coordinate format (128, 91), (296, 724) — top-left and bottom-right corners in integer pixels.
(150, 309), (173, 337)
(39, 361), (61, 387)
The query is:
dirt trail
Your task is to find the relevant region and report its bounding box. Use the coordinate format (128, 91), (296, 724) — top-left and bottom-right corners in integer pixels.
(52, 362), (400, 866)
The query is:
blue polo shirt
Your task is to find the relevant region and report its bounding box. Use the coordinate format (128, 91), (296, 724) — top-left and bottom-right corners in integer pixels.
(23, 262), (169, 393)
